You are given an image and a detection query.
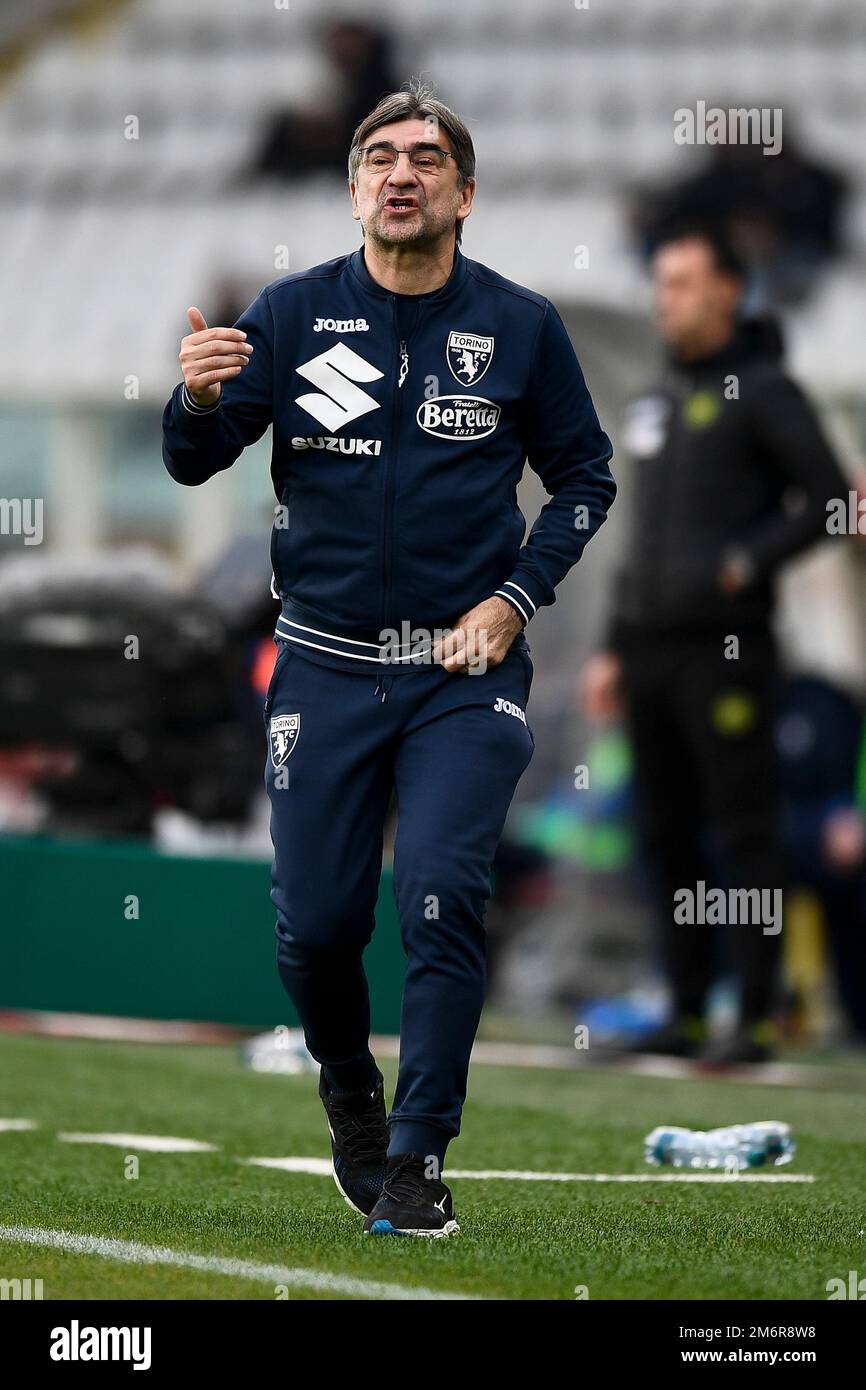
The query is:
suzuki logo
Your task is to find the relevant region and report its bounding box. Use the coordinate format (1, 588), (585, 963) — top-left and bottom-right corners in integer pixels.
(294, 342), (384, 431)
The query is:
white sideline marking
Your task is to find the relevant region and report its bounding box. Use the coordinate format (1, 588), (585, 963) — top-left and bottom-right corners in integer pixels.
(0, 1119), (38, 1132)
(241, 1157), (814, 1183)
(0, 1227), (479, 1301)
(447, 1170), (816, 1183)
(244, 1156), (333, 1175)
(58, 1132), (218, 1153)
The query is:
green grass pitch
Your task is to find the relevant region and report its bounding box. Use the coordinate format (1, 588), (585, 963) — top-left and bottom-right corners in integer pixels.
(0, 1033), (864, 1300)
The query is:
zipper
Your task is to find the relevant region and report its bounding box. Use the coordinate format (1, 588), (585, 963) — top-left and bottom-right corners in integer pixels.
(658, 372), (687, 615)
(263, 640), (289, 716)
(381, 299), (412, 632)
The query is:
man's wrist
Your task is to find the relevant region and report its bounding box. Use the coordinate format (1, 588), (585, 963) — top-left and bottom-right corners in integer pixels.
(494, 584), (533, 627)
(181, 384), (221, 415)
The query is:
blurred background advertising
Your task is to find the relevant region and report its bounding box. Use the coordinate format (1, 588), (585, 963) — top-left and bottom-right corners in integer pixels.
(0, 0), (864, 1051)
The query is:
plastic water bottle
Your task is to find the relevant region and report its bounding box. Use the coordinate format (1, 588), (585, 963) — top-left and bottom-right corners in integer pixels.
(240, 1028), (317, 1075)
(644, 1121), (794, 1171)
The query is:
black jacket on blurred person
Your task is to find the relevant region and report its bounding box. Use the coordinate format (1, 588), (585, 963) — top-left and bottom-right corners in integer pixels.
(607, 317), (848, 648)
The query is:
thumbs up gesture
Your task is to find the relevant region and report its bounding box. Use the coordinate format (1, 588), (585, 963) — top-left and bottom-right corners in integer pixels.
(179, 306), (254, 407)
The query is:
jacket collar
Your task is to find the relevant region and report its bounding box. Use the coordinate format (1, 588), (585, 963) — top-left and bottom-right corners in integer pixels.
(348, 242), (469, 304)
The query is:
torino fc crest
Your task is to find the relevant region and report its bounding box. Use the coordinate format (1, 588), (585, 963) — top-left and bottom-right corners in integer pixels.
(447, 331), (494, 386)
(270, 713), (300, 768)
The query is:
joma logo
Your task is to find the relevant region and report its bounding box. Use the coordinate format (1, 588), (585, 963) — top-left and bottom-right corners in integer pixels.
(313, 317), (369, 332)
(493, 696), (526, 724)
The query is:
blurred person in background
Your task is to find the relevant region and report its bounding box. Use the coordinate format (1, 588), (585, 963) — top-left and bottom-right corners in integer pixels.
(245, 21), (398, 182)
(581, 223), (849, 1065)
(634, 128), (847, 309)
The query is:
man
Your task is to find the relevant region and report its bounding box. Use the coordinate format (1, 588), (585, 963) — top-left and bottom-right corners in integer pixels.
(163, 80), (615, 1236)
(582, 224), (848, 1065)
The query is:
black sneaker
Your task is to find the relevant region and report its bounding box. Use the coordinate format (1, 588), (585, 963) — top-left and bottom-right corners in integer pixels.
(363, 1152), (460, 1238)
(319, 1068), (388, 1216)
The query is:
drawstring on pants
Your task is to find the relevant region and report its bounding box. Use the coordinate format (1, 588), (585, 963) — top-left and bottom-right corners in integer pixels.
(373, 674), (393, 703)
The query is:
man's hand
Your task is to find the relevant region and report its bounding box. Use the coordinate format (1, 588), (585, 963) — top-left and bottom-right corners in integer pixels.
(718, 547), (756, 595)
(433, 595), (523, 674)
(822, 806), (866, 873)
(179, 307), (254, 407)
(580, 650), (624, 723)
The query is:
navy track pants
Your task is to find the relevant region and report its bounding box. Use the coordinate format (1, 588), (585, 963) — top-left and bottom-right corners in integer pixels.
(262, 638), (535, 1159)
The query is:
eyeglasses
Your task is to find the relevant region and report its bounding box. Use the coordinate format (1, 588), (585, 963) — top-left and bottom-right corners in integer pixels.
(356, 142), (456, 175)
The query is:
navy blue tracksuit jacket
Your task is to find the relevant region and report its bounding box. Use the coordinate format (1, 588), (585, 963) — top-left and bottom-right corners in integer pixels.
(161, 243), (615, 1161)
(162, 244), (615, 659)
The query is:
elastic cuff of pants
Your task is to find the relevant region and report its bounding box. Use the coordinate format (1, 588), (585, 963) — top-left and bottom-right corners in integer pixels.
(321, 1050), (379, 1094)
(387, 1120), (450, 1169)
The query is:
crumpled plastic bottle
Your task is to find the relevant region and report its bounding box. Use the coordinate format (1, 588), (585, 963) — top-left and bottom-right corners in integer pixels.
(644, 1121), (795, 1170)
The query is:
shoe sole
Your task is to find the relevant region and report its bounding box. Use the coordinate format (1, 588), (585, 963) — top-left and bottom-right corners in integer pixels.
(364, 1219), (460, 1239)
(331, 1165), (369, 1217)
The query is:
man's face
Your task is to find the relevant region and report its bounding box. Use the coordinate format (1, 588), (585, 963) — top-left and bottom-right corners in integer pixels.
(652, 238), (741, 351)
(350, 117), (474, 248)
